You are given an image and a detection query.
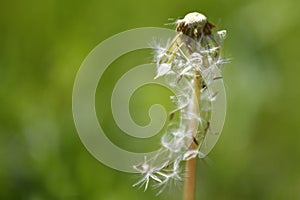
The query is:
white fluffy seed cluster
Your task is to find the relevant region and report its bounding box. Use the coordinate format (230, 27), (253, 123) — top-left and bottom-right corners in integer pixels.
(133, 12), (227, 194)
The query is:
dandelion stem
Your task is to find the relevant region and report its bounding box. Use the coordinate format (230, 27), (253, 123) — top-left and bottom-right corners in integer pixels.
(184, 151), (197, 200)
(183, 70), (202, 200)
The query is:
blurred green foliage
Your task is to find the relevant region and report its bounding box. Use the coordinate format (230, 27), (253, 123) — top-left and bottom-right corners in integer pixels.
(1, 0), (300, 199)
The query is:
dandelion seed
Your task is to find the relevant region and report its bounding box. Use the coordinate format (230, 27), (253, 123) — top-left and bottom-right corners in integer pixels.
(215, 30), (227, 43)
(183, 150), (199, 161)
(155, 63), (172, 79)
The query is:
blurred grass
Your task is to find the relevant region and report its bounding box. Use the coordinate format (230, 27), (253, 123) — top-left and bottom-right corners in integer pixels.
(1, 0), (300, 199)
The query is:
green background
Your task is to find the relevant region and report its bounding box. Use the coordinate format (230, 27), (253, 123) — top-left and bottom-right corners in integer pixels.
(1, 0), (300, 199)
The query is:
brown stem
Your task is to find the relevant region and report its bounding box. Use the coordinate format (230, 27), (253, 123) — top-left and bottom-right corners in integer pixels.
(183, 143), (198, 200)
(183, 71), (201, 200)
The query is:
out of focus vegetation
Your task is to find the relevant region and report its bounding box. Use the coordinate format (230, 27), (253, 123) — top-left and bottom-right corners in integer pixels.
(1, 0), (300, 199)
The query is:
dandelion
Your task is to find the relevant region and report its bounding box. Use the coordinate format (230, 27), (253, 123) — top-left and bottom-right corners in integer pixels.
(133, 11), (227, 199)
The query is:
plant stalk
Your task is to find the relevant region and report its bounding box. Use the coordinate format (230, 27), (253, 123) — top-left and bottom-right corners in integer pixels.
(183, 70), (202, 200)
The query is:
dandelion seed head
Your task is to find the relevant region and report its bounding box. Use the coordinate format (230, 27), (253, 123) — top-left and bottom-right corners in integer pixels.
(176, 12), (215, 38)
(177, 12), (207, 29)
(134, 11), (228, 194)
